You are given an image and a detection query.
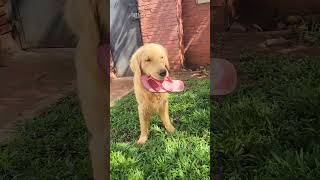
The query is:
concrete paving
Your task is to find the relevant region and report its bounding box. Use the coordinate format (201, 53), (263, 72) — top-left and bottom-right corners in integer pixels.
(110, 77), (134, 107)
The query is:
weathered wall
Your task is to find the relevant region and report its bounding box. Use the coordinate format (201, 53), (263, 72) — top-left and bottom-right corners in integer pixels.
(138, 0), (210, 70)
(247, 0), (320, 14)
(138, 0), (183, 71)
(0, 1), (11, 36)
(219, 0), (320, 30)
(212, 0), (226, 32)
(182, 0), (210, 66)
(0, 0), (18, 51)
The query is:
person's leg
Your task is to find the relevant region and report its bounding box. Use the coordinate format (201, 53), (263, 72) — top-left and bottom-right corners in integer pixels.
(64, 0), (109, 179)
(75, 36), (108, 180)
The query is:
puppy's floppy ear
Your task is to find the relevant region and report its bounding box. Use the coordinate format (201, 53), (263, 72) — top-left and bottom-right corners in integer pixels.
(165, 59), (170, 72)
(130, 48), (142, 76)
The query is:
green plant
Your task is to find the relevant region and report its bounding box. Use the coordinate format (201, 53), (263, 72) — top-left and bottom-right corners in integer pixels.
(297, 20), (320, 45)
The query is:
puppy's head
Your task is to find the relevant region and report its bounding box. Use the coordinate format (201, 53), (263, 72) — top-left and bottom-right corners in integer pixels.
(130, 43), (170, 80)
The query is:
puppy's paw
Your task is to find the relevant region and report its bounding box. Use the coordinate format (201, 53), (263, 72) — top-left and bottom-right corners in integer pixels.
(166, 126), (176, 133)
(137, 135), (148, 145)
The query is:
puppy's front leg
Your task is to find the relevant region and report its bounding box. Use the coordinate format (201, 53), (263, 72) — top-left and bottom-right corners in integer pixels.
(159, 101), (175, 133)
(137, 105), (151, 144)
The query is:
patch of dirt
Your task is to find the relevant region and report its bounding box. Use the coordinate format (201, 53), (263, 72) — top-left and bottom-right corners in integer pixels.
(212, 30), (320, 87)
(110, 77), (134, 107)
(0, 49), (76, 142)
(171, 70), (209, 80)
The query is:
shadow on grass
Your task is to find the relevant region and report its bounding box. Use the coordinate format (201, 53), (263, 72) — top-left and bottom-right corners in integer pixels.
(0, 95), (93, 179)
(212, 53), (320, 179)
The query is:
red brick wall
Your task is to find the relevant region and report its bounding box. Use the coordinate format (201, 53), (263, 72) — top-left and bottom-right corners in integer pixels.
(138, 0), (183, 71)
(138, 0), (210, 70)
(0, 1), (11, 36)
(0, 0), (19, 51)
(182, 0), (210, 66)
(212, 0), (227, 32)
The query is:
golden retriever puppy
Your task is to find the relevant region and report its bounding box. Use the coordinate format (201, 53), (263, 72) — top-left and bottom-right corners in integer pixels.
(130, 43), (176, 145)
(64, 0), (108, 179)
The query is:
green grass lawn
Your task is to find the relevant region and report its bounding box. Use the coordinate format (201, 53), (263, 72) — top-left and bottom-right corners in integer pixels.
(212, 53), (320, 179)
(0, 95), (92, 179)
(110, 79), (210, 179)
(0, 79), (209, 179)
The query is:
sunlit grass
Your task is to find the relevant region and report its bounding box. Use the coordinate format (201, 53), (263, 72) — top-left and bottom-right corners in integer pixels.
(0, 80), (210, 179)
(110, 80), (210, 179)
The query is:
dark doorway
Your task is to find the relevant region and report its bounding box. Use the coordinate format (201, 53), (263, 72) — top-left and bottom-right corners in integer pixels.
(110, 0), (143, 77)
(11, 0), (77, 49)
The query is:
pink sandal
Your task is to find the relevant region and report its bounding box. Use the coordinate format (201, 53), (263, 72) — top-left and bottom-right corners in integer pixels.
(211, 58), (237, 95)
(141, 75), (185, 93)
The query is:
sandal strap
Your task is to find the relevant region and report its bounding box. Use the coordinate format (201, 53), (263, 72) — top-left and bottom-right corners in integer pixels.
(147, 76), (163, 92)
(166, 76), (173, 82)
(147, 75), (173, 92)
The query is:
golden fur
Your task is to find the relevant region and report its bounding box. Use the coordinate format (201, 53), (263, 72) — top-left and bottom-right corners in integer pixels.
(64, 0), (108, 179)
(130, 43), (176, 145)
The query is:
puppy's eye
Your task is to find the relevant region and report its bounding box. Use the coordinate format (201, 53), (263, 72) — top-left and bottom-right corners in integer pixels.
(161, 56), (164, 59)
(146, 58), (151, 62)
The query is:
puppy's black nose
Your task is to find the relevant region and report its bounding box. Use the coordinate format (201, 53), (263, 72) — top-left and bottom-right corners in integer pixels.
(159, 69), (167, 77)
